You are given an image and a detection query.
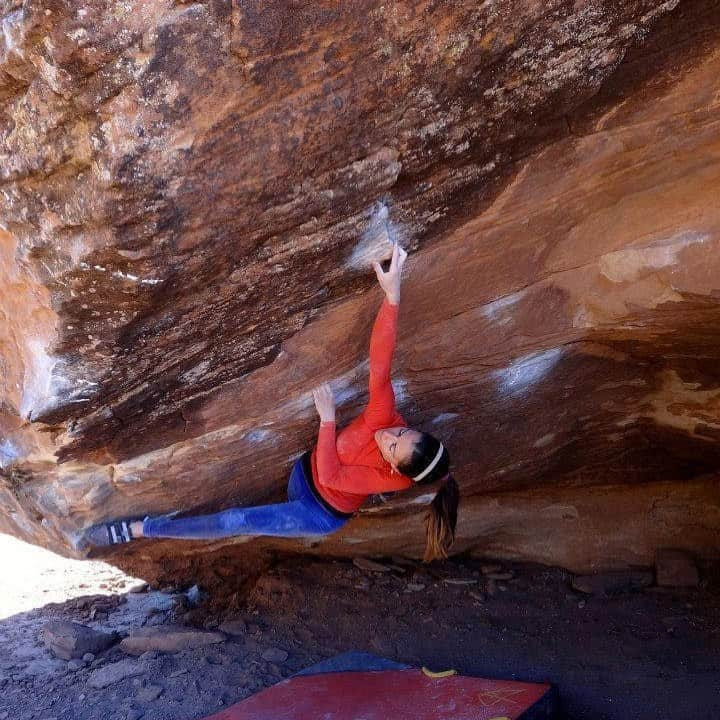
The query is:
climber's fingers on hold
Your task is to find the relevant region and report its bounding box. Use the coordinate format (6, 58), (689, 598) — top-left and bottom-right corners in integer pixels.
(372, 260), (384, 281)
(390, 240), (399, 271)
(313, 382), (333, 402)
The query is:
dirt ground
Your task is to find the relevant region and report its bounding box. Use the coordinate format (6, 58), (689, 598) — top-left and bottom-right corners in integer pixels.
(1, 535), (718, 720)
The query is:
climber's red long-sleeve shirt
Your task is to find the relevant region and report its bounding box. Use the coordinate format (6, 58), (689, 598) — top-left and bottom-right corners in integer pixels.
(310, 298), (413, 514)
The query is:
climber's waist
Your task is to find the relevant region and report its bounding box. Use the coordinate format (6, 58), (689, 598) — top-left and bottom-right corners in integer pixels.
(301, 452), (355, 519)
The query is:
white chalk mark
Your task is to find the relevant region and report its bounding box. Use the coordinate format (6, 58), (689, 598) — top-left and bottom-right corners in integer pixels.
(431, 413), (459, 425)
(391, 376), (411, 407)
(331, 362), (368, 405)
(347, 201), (406, 270)
(19, 340), (58, 420)
(494, 348), (563, 396)
(407, 492), (437, 505)
(243, 428), (278, 445)
(534, 433), (556, 448)
(481, 289), (526, 325)
(599, 230), (710, 283)
(178, 360), (211, 384)
(111, 270), (162, 285)
(0, 439), (21, 469)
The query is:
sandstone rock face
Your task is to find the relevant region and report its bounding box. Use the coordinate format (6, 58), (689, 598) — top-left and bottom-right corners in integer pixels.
(2, 0), (720, 585)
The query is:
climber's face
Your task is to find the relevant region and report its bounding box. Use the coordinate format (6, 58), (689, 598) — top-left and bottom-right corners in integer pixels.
(375, 426), (422, 470)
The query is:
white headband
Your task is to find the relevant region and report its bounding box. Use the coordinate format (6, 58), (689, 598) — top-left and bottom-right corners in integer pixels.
(412, 443), (445, 482)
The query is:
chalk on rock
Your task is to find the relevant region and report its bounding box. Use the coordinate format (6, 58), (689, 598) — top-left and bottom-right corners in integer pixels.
(186, 584), (208, 608)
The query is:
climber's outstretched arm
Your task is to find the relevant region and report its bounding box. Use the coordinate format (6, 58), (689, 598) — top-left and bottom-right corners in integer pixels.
(363, 240), (407, 429)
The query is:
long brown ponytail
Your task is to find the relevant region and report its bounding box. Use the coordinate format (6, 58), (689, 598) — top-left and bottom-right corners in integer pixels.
(396, 432), (459, 562)
(423, 473), (459, 562)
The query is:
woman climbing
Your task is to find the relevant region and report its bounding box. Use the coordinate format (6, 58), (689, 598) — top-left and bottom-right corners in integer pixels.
(85, 240), (459, 561)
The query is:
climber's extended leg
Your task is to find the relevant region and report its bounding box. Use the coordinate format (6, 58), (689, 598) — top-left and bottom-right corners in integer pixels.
(141, 498), (342, 540)
(81, 454), (346, 546)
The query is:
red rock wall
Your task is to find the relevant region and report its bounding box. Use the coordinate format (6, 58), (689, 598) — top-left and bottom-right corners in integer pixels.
(1, 0), (720, 583)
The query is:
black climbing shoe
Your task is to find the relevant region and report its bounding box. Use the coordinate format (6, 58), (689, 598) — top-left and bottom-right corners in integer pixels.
(83, 519), (137, 548)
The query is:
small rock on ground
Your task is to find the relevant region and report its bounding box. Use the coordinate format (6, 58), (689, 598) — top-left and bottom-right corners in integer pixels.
(480, 564), (502, 575)
(484, 572), (514, 581)
(353, 557), (391, 573)
(136, 683), (163, 702)
(21, 658), (67, 678)
(572, 571), (653, 596)
(119, 626), (226, 655)
(219, 619), (247, 636)
(261, 647), (288, 663)
(655, 549), (700, 588)
(42, 621), (118, 660)
(88, 658), (145, 689)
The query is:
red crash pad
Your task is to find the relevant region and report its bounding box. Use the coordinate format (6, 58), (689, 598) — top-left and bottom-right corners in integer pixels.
(205, 669), (552, 720)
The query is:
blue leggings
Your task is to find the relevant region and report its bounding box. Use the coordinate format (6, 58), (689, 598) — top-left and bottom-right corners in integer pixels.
(142, 456), (348, 540)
